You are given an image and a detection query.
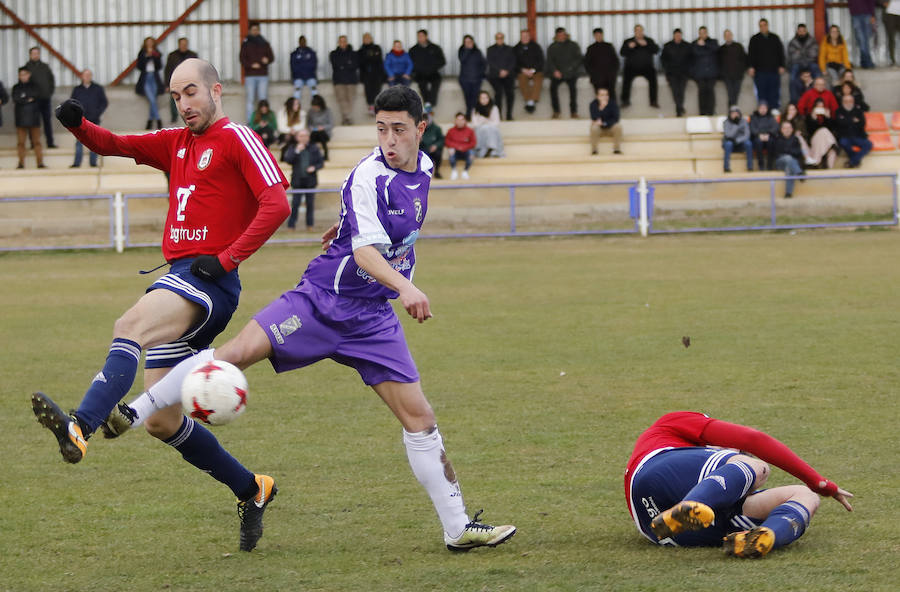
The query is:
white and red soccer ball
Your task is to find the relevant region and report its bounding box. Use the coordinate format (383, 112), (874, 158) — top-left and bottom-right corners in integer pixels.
(181, 360), (248, 426)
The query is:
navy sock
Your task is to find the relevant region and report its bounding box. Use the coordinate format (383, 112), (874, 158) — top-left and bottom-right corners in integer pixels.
(164, 417), (257, 499)
(761, 501), (810, 549)
(75, 338), (142, 433)
(683, 461), (756, 509)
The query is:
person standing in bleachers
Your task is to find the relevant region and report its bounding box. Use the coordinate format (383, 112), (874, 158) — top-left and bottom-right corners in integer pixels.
(458, 35), (486, 118)
(620, 24), (660, 109)
(748, 19), (785, 113)
(0, 81), (9, 131)
(514, 29), (544, 114)
(24, 47), (56, 148)
(691, 26), (719, 116)
(717, 30), (747, 109)
(330, 35), (359, 126)
(69, 69), (108, 168)
(486, 32), (517, 120)
(660, 29), (692, 117)
(833, 93), (872, 168)
(164, 37), (198, 124)
(409, 29), (446, 108)
(584, 28), (619, 102)
(12, 67), (45, 169)
(358, 33), (386, 116)
(848, 0), (877, 69)
(290, 35), (318, 103)
(136, 37), (164, 131)
(787, 24), (821, 89)
(722, 105), (752, 173)
(240, 22), (275, 123)
(883, 0), (900, 66)
(546, 27), (584, 119)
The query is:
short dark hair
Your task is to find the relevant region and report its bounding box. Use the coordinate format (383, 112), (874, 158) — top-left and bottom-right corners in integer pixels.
(178, 37), (188, 43)
(374, 86), (424, 123)
(759, 18), (769, 25)
(455, 111), (466, 119)
(248, 21), (260, 29)
(417, 29), (428, 36)
(18, 66), (29, 74)
(593, 28), (603, 35)
(673, 28), (682, 35)
(797, 23), (807, 29)
(555, 27), (566, 34)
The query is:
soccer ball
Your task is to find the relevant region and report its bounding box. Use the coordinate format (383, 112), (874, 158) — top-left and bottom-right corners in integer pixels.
(181, 360), (248, 426)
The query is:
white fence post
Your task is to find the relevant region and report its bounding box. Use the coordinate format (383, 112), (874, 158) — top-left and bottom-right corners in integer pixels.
(638, 177), (649, 238)
(114, 192), (125, 253)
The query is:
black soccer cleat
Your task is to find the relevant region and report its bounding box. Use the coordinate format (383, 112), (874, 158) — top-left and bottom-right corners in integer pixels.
(237, 474), (278, 551)
(31, 392), (89, 463)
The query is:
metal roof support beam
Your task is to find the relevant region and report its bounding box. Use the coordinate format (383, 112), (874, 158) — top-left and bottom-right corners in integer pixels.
(0, 0), (82, 77)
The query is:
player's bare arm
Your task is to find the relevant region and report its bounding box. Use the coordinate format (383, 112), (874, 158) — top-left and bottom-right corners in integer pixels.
(353, 245), (432, 322)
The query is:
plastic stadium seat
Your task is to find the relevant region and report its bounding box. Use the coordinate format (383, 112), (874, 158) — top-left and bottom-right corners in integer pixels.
(868, 132), (895, 151)
(864, 111), (888, 132)
(686, 116), (713, 134)
(891, 111), (900, 130)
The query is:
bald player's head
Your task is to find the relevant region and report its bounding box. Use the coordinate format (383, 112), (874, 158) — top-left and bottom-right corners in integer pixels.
(172, 58), (220, 88)
(169, 58), (225, 134)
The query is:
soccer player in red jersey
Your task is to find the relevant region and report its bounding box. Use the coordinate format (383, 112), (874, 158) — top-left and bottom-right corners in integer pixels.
(625, 411), (853, 557)
(31, 59), (289, 551)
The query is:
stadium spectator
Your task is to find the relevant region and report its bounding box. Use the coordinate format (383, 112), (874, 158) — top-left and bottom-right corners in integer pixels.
(748, 18), (785, 112)
(240, 22), (275, 123)
(819, 25), (852, 83)
(833, 70), (869, 111)
(384, 40), (413, 87)
(514, 29), (544, 114)
(486, 32), (517, 120)
(589, 87), (623, 155)
(798, 76), (838, 115)
(620, 24), (660, 109)
(282, 128), (324, 230)
(458, 35), (486, 118)
(409, 29), (446, 107)
(330, 35), (359, 126)
(805, 98), (839, 169)
(691, 26), (719, 116)
(790, 67), (815, 104)
(307, 94), (334, 160)
(0, 81), (8, 130)
(34, 59), (289, 553)
(69, 69), (108, 168)
(584, 27), (620, 100)
(23, 46), (56, 148)
(164, 37), (198, 124)
(782, 102), (818, 165)
(445, 111), (476, 180)
(358, 33), (386, 116)
(625, 411), (852, 556)
(848, 0), (877, 68)
(749, 100), (778, 170)
(660, 29), (692, 117)
(774, 120), (806, 197)
(419, 103), (444, 178)
(276, 96), (306, 144)
(290, 35), (318, 102)
(722, 105), (752, 173)
(718, 29), (748, 108)
(12, 67), (45, 168)
(249, 99), (277, 147)
(471, 90), (504, 158)
(833, 93), (872, 168)
(546, 27), (584, 119)
(883, 0), (900, 65)
(787, 23), (821, 83)
(136, 37), (164, 130)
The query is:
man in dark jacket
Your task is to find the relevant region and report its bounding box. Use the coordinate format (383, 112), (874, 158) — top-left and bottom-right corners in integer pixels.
(691, 26), (719, 116)
(787, 23), (820, 82)
(833, 93), (872, 167)
(718, 29), (747, 108)
(290, 35), (318, 102)
(239, 22), (275, 122)
(164, 37), (198, 123)
(282, 128), (324, 230)
(660, 29), (692, 117)
(69, 69), (108, 168)
(0, 81), (9, 128)
(24, 46), (56, 148)
(409, 29), (446, 107)
(419, 104), (445, 178)
(13, 67), (45, 168)
(486, 32), (517, 120)
(545, 27), (583, 119)
(589, 87), (623, 155)
(747, 19), (785, 113)
(584, 28), (619, 100)
(514, 29), (544, 113)
(620, 24), (660, 109)
(330, 35), (359, 125)
(357, 33), (385, 115)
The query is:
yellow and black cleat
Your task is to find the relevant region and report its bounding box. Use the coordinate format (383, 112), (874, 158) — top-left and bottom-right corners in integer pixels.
(723, 526), (776, 558)
(650, 500), (715, 539)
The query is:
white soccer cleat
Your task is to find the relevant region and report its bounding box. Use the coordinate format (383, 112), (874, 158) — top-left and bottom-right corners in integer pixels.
(444, 510), (516, 552)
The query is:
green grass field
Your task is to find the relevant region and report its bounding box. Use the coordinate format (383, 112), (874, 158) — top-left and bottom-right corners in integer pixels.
(1, 232), (898, 591)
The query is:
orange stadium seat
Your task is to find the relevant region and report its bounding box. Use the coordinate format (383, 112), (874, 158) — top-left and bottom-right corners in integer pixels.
(891, 111), (900, 130)
(864, 111), (888, 132)
(868, 133), (895, 151)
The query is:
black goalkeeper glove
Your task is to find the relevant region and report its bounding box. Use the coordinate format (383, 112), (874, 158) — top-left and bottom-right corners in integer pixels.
(190, 255), (227, 281)
(55, 99), (85, 128)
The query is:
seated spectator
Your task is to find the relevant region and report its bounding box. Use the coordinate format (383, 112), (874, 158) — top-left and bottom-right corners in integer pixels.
(787, 23), (821, 82)
(277, 97), (307, 144)
(832, 70), (869, 112)
(782, 102), (818, 165)
(749, 100), (779, 170)
(384, 40), (413, 87)
(789, 67), (814, 104)
(307, 94), (334, 160)
(419, 104), (444, 178)
(444, 112), (476, 180)
(797, 76), (838, 116)
(250, 99), (277, 147)
(772, 120), (805, 198)
(805, 97), (839, 169)
(819, 25), (851, 83)
(281, 129), (324, 230)
(589, 87), (623, 155)
(471, 90), (505, 158)
(722, 105), (752, 173)
(833, 93), (872, 168)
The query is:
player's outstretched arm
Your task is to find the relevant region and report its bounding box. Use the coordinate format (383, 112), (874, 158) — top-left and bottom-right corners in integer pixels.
(828, 485), (854, 511)
(353, 245), (432, 323)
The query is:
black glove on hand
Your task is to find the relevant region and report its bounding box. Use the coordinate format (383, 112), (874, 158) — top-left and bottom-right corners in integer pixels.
(190, 255), (227, 281)
(55, 99), (84, 128)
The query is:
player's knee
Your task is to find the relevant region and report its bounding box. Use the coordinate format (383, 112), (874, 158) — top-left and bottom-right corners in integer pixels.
(729, 455), (769, 488)
(144, 410), (183, 440)
(112, 309), (144, 343)
(793, 485), (821, 516)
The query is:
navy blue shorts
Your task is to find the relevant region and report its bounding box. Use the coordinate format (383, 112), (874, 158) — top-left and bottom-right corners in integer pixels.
(144, 258), (241, 369)
(629, 447), (764, 547)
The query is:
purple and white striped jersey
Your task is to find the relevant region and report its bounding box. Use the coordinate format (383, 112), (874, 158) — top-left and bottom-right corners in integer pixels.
(302, 147), (433, 300)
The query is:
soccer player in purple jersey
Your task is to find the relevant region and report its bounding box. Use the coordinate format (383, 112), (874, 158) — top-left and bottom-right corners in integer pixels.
(104, 86), (516, 552)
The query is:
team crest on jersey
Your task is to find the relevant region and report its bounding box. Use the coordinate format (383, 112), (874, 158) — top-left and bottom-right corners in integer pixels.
(413, 197), (423, 222)
(197, 148), (213, 170)
(177, 148), (186, 159)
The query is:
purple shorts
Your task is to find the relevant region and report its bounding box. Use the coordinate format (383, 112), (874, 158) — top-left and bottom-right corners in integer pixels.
(254, 280), (419, 385)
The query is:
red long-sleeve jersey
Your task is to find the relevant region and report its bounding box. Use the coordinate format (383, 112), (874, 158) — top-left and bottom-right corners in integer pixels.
(72, 117), (289, 271)
(625, 411), (838, 504)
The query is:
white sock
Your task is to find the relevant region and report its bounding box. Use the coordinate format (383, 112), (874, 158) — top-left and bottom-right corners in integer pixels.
(128, 349), (215, 426)
(403, 426), (469, 539)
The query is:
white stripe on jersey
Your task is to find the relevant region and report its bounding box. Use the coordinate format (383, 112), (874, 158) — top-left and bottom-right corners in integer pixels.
(224, 122), (280, 186)
(334, 254), (351, 294)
